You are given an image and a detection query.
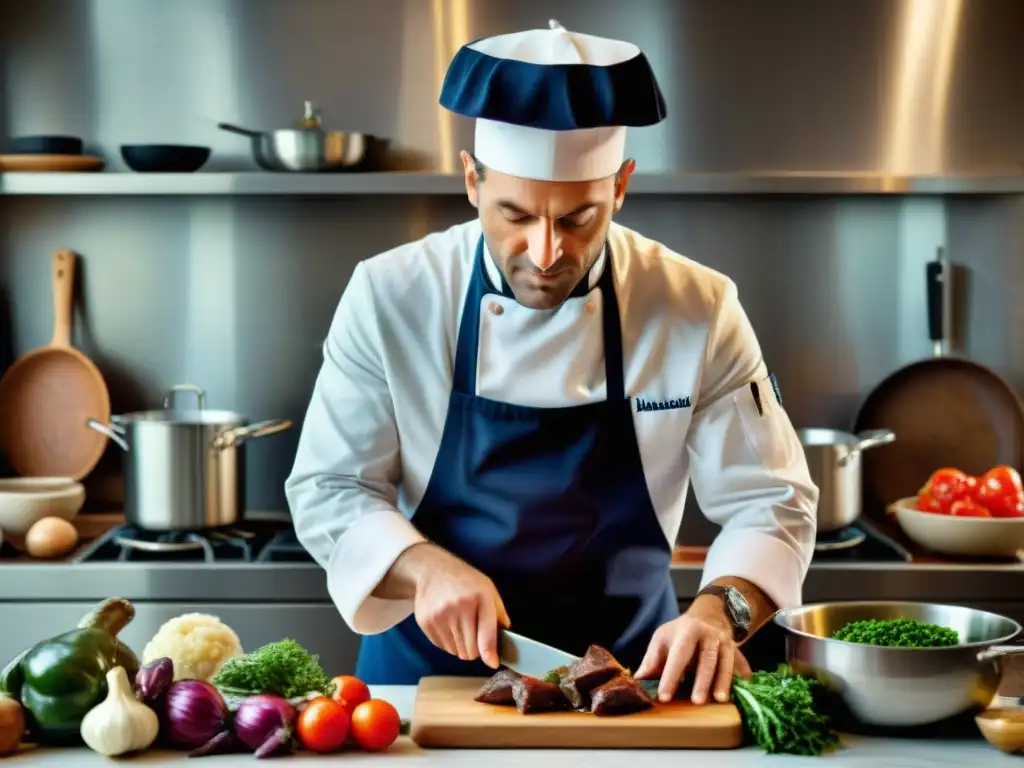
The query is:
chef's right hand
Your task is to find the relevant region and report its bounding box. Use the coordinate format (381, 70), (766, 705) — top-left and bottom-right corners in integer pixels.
(413, 548), (510, 668)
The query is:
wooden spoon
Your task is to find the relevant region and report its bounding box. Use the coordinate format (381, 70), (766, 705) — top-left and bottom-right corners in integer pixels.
(0, 250), (110, 479)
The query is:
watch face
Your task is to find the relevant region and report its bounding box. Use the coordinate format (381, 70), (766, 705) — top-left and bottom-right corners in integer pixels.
(724, 588), (751, 639)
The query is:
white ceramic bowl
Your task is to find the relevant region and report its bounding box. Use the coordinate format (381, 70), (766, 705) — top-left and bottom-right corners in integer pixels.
(888, 497), (1024, 558)
(0, 477), (85, 537)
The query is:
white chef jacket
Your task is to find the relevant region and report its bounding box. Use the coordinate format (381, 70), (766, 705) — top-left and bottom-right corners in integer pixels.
(285, 219), (818, 635)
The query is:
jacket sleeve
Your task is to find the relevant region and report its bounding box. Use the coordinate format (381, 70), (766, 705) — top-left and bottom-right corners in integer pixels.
(685, 280), (819, 611)
(285, 262), (426, 635)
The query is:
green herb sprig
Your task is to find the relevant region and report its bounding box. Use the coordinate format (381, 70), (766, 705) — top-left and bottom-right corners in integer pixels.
(832, 618), (959, 648)
(212, 638), (336, 699)
(730, 664), (840, 756)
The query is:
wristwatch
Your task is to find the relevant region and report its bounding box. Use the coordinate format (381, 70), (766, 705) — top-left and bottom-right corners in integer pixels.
(695, 584), (752, 643)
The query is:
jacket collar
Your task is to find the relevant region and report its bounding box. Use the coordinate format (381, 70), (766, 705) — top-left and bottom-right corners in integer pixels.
(481, 243), (607, 300)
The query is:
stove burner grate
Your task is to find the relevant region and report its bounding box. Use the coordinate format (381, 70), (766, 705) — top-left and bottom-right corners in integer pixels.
(113, 527), (256, 562)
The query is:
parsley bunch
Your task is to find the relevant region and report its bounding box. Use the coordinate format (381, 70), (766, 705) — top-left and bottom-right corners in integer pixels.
(730, 665), (840, 756)
(211, 638), (336, 700)
(832, 618), (958, 648)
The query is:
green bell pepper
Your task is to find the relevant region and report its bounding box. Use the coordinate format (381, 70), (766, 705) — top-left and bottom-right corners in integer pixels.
(0, 597), (140, 744)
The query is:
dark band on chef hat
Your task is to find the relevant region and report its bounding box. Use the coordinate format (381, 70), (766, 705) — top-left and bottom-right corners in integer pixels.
(439, 26), (667, 130)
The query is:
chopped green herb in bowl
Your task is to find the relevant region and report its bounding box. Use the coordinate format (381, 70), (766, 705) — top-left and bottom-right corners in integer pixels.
(832, 618), (959, 648)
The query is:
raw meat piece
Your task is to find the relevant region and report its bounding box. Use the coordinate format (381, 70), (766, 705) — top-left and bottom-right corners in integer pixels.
(557, 644), (626, 709)
(511, 676), (569, 714)
(590, 674), (654, 716)
(475, 668), (522, 704)
(475, 669), (569, 713)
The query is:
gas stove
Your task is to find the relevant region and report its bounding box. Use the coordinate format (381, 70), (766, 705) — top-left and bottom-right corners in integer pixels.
(72, 519), (316, 564)
(812, 516), (912, 562)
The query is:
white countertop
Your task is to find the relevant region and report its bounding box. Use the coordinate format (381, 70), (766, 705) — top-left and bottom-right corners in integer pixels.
(2, 686), (1019, 767)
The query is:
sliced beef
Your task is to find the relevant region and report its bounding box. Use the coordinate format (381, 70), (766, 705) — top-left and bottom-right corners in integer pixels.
(475, 668), (569, 713)
(589, 674), (654, 716)
(474, 668), (522, 705)
(557, 644), (626, 709)
(511, 676), (570, 714)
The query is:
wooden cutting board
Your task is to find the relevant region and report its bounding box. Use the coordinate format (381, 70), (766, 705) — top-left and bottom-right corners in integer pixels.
(410, 676), (743, 749)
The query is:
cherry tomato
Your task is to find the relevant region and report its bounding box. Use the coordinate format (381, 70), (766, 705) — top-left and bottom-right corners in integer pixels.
(920, 468), (973, 513)
(296, 696), (350, 754)
(916, 491), (944, 514)
(950, 498), (991, 518)
(350, 699), (401, 752)
(332, 675), (371, 715)
(974, 465), (1024, 518)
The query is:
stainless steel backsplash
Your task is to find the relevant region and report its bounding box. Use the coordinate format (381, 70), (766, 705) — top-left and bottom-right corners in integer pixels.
(4, 0), (1024, 174)
(3, 0), (1024, 543)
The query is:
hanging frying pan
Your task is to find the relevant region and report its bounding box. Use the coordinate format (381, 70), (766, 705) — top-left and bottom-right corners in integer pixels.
(852, 247), (1024, 514)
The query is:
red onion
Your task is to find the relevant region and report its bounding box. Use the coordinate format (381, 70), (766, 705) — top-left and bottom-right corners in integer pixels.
(162, 680), (229, 751)
(233, 695), (296, 758)
(135, 657), (174, 706)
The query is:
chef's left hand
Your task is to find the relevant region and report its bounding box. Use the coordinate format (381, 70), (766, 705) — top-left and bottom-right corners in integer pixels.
(634, 599), (753, 705)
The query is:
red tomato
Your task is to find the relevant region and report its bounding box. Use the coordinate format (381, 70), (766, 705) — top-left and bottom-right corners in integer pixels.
(296, 696), (350, 754)
(350, 699), (401, 752)
(916, 491), (945, 514)
(921, 468), (973, 513)
(332, 675), (371, 715)
(974, 466), (1024, 518)
(950, 498), (991, 518)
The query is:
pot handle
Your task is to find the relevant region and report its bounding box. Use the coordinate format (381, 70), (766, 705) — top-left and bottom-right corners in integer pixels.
(976, 645), (1024, 663)
(837, 429), (896, 468)
(213, 418), (293, 451)
(218, 123), (263, 139)
(163, 384), (206, 410)
(86, 419), (129, 452)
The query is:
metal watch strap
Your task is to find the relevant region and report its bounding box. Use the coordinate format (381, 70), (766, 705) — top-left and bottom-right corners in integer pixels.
(696, 584), (752, 642)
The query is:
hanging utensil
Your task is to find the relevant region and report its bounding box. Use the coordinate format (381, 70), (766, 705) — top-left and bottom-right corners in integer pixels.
(0, 250), (110, 480)
(853, 247), (1024, 514)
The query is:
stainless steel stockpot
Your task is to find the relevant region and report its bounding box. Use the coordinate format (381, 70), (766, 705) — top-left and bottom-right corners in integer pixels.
(87, 384), (292, 530)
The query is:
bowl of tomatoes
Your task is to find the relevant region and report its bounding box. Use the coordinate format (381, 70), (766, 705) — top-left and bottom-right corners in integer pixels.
(887, 466), (1024, 558)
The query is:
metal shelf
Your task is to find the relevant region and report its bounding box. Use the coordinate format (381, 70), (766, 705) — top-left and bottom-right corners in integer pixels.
(3, 171), (1024, 196)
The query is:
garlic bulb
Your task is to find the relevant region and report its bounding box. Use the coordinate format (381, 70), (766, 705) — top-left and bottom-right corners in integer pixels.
(80, 666), (159, 756)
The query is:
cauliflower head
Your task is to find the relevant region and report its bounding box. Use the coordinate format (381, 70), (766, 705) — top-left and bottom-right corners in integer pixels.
(142, 612), (244, 681)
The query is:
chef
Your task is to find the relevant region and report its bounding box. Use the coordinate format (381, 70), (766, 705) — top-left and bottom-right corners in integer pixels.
(286, 20), (818, 706)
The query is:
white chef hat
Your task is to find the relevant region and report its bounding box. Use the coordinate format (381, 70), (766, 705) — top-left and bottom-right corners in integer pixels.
(439, 20), (666, 183)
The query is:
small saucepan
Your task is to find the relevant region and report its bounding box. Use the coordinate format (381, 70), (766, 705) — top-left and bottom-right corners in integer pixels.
(775, 601), (1024, 727)
(797, 428), (896, 533)
(86, 384), (292, 531)
(218, 100), (382, 172)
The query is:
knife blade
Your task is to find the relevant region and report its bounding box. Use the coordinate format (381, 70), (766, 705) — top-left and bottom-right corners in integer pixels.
(497, 629), (579, 678)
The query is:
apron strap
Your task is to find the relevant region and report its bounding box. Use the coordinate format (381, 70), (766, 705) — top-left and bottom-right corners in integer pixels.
(453, 236), (626, 402)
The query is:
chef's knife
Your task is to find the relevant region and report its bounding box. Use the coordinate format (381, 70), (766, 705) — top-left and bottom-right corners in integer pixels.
(497, 629), (579, 678)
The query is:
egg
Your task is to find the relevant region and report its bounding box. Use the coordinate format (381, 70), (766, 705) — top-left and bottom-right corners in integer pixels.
(24, 516), (79, 558)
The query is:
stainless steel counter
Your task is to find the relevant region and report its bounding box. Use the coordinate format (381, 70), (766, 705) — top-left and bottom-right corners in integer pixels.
(1, 559), (1021, 686)
(0, 558), (1020, 604)
(2, 687), (1020, 767)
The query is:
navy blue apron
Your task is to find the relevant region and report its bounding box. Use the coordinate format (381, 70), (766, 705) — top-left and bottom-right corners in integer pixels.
(355, 237), (677, 684)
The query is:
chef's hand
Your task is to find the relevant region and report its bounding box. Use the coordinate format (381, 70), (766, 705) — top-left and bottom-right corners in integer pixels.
(413, 546), (511, 668)
(634, 598), (753, 705)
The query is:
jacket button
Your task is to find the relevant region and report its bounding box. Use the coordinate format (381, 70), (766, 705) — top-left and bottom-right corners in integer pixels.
(489, 302), (504, 315)
(584, 301), (596, 313)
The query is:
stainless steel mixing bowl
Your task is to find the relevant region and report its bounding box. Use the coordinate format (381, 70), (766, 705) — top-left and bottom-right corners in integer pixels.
(774, 601), (1024, 727)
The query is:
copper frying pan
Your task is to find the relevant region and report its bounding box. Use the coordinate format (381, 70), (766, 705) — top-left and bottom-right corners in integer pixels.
(853, 248), (1024, 513)
(0, 250), (110, 479)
